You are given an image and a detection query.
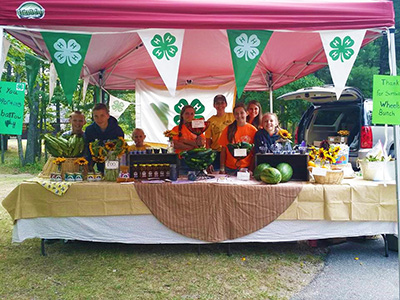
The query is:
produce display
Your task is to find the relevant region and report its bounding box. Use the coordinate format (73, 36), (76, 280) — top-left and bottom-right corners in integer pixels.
(44, 133), (85, 157)
(260, 167), (282, 184)
(254, 163), (271, 181)
(227, 142), (254, 157)
(181, 148), (217, 171)
(255, 162), (294, 184)
(276, 163), (293, 182)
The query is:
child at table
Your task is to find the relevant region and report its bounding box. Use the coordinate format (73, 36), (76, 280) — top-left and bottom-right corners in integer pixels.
(205, 94), (235, 172)
(171, 105), (205, 155)
(254, 113), (281, 153)
(218, 103), (257, 175)
(129, 128), (152, 151)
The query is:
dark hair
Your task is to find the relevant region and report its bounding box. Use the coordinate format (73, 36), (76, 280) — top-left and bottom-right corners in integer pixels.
(246, 100), (262, 128)
(227, 103), (246, 143)
(214, 94), (227, 104)
(92, 103), (109, 113)
(178, 105), (194, 137)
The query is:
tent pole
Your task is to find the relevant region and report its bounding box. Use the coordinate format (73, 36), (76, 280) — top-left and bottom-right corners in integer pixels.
(388, 27), (400, 298)
(269, 88), (273, 113)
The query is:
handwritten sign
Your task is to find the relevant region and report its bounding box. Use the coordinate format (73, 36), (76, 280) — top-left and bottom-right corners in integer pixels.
(372, 75), (400, 125)
(0, 81), (25, 135)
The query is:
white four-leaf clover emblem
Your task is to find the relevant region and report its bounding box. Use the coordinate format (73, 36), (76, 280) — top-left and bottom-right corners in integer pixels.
(53, 38), (82, 67)
(233, 33), (261, 61)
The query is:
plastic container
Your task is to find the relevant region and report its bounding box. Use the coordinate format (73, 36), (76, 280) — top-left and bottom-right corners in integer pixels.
(170, 164), (178, 181)
(358, 160), (395, 181)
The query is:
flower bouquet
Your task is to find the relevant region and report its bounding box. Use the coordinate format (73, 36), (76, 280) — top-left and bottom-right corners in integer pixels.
(270, 129), (292, 154)
(308, 145), (343, 184)
(89, 137), (129, 181)
(163, 130), (179, 153)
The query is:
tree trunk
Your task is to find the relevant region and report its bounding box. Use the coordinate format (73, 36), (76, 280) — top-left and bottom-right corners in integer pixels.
(17, 135), (24, 166)
(25, 93), (40, 165)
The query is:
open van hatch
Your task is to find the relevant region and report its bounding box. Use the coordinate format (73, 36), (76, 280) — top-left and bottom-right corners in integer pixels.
(277, 86), (364, 105)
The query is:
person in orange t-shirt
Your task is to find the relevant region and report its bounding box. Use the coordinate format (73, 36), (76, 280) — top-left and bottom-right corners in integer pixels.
(172, 105), (205, 155)
(218, 103), (257, 174)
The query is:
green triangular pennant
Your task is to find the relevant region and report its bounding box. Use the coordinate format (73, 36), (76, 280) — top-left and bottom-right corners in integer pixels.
(41, 32), (91, 104)
(25, 53), (41, 96)
(227, 30), (273, 99)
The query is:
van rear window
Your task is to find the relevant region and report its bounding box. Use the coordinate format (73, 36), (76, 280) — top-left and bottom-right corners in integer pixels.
(314, 111), (341, 125)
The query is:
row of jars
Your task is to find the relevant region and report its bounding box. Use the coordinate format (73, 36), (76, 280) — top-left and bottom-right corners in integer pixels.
(131, 164), (172, 179)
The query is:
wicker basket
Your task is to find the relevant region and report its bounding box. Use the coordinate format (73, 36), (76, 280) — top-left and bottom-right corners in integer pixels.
(39, 156), (88, 179)
(311, 168), (344, 184)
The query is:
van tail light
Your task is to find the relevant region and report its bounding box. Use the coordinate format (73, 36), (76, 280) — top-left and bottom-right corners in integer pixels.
(360, 126), (373, 148)
(294, 126), (299, 144)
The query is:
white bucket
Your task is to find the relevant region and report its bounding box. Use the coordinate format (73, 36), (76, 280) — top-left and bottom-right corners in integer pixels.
(358, 160), (395, 181)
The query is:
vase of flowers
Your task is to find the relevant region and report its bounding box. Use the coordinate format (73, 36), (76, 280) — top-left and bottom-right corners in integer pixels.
(276, 129), (293, 153)
(74, 157), (88, 180)
(90, 137), (128, 182)
(163, 130), (179, 153)
(52, 157), (66, 180)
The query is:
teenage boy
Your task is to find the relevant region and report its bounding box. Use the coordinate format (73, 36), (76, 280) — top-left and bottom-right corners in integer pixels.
(62, 111), (86, 138)
(84, 103), (124, 172)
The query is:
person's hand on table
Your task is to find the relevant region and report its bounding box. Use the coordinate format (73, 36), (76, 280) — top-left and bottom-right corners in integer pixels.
(219, 166), (226, 174)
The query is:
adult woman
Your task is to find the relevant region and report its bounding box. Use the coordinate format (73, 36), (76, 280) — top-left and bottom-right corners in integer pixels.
(246, 100), (262, 129)
(254, 113), (281, 154)
(171, 105), (205, 154)
(218, 103), (258, 174)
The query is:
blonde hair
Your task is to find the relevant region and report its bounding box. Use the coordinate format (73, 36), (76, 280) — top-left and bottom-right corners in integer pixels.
(262, 112), (281, 132)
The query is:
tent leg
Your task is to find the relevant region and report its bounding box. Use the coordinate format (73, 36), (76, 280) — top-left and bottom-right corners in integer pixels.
(226, 243), (232, 256)
(41, 239), (47, 256)
(382, 234), (389, 257)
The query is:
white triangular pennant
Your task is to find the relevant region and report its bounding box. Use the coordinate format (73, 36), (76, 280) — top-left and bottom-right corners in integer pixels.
(138, 29), (185, 97)
(1, 35), (11, 74)
(109, 95), (131, 120)
(320, 30), (366, 99)
(49, 62), (57, 101)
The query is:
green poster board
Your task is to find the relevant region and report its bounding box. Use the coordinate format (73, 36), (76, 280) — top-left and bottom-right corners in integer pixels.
(0, 81), (26, 135)
(372, 75), (400, 125)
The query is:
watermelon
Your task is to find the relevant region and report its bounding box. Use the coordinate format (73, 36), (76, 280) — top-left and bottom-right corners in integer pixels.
(260, 167), (282, 184)
(254, 163), (271, 181)
(276, 162), (293, 182)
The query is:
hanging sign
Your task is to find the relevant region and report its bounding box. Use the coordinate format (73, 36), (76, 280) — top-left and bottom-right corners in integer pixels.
(372, 75), (400, 125)
(227, 30), (273, 99)
(0, 81), (26, 135)
(138, 29), (185, 97)
(320, 30), (366, 100)
(42, 32), (91, 104)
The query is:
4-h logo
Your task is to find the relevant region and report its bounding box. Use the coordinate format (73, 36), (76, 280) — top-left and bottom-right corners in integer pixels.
(151, 33), (178, 61)
(173, 99), (205, 125)
(53, 38), (82, 67)
(233, 33), (261, 61)
(329, 36), (355, 63)
(111, 100), (124, 112)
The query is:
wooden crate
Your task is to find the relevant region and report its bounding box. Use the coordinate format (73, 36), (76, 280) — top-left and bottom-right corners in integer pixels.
(255, 154), (309, 181)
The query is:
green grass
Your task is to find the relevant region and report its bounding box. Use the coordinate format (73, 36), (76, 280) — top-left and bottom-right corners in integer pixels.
(0, 145), (326, 299)
(0, 143), (45, 175)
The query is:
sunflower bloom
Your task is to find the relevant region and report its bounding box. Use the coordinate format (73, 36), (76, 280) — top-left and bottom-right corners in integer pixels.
(53, 157), (66, 165)
(105, 141), (116, 151)
(317, 148), (327, 160)
(309, 152), (316, 161)
(325, 154), (336, 164)
(278, 129), (292, 140)
(74, 157), (88, 165)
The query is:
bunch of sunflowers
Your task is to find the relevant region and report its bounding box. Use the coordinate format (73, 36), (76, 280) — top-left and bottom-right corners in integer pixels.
(89, 137), (129, 163)
(308, 145), (340, 168)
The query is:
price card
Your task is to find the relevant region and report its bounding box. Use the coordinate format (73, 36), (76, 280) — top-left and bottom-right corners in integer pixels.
(312, 167), (327, 177)
(105, 160), (119, 169)
(192, 119), (205, 128)
(234, 148), (247, 157)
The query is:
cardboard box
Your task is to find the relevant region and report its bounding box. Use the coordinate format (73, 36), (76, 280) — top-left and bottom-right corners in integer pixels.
(313, 141), (322, 147)
(328, 136), (348, 144)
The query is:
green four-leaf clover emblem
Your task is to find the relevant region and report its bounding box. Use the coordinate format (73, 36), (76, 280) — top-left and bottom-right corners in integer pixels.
(233, 33), (261, 62)
(173, 98), (205, 125)
(111, 100), (124, 112)
(151, 33), (178, 61)
(329, 36), (355, 63)
(53, 38), (82, 67)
